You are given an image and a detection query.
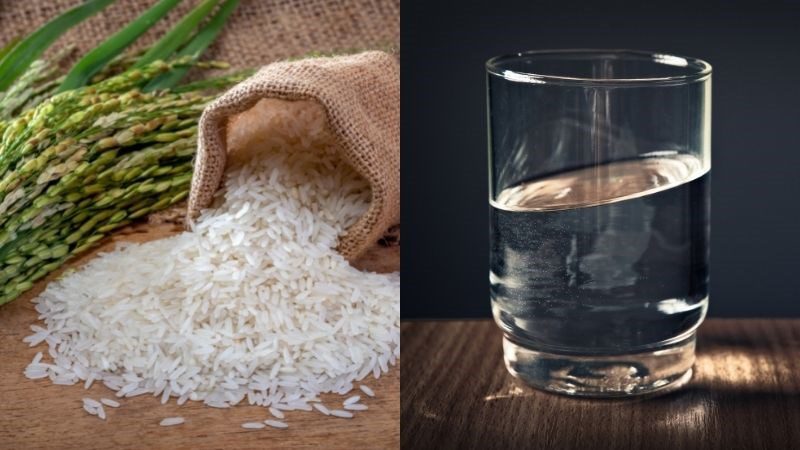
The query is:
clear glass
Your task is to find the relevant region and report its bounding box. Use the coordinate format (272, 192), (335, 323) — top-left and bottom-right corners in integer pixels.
(487, 49), (711, 397)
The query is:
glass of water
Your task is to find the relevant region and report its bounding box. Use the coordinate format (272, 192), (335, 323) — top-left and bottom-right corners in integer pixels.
(487, 50), (711, 397)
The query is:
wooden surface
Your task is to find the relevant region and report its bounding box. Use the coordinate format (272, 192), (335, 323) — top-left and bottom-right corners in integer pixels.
(401, 319), (800, 450)
(0, 222), (399, 450)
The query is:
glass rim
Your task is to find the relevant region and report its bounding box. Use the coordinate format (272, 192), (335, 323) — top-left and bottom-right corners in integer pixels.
(486, 49), (712, 87)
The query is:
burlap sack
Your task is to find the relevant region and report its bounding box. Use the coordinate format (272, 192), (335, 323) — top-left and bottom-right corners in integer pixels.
(192, 51), (399, 261)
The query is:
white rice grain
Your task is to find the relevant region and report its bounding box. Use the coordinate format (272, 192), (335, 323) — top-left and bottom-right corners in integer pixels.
(359, 385), (375, 397)
(100, 398), (120, 408)
(264, 419), (288, 429)
(126, 388), (150, 398)
(83, 404), (97, 416)
(159, 417), (184, 426)
(313, 403), (331, 415)
(82, 398), (101, 408)
(344, 403), (368, 411)
(241, 422), (266, 429)
(343, 395), (360, 406)
(205, 401), (230, 409)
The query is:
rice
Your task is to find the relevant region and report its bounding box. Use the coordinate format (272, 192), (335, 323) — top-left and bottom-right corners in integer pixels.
(313, 403), (331, 415)
(343, 395), (360, 406)
(344, 403), (368, 411)
(53, 376), (77, 386)
(241, 422), (266, 429)
(83, 398), (101, 408)
(101, 398), (120, 408)
(23, 366), (48, 379)
(23, 100), (398, 425)
(359, 385), (375, 397)
(159, 417), (185, 426)
(177, 394), (189, 406)
(264, 419), (288, 429)
(330, 410), (354, 419)
(268, 407), (284, 419)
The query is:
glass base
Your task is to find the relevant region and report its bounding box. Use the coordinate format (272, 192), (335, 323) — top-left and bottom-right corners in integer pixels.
(502, 333), (696, 398)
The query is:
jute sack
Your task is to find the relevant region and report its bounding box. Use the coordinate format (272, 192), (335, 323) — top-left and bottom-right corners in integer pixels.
(190, 51), (400, 261)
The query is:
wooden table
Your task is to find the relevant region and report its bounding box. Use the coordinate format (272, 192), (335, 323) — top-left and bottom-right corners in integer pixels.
(401, 319), (800, 450)
(0, 222), (400, 449)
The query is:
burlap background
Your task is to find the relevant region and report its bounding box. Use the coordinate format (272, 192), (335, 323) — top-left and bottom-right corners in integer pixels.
(0, 0), (399, 67)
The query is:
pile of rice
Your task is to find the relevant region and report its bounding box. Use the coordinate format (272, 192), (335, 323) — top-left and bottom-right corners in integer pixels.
(23, 100), (400, 419)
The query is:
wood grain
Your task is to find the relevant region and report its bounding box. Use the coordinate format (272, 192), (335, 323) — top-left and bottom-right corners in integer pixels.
(0, 222), (399, 450)
(401, 319), (800, 450)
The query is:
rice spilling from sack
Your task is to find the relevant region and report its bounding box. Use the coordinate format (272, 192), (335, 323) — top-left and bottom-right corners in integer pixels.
(24, 99), (400, 414)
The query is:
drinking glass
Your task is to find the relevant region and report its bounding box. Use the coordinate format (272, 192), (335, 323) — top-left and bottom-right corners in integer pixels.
(487, 49), (711, 397)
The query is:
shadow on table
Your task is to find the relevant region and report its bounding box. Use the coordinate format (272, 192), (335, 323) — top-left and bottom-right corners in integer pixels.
(469, 384), (800, 450)
(400, 320), (800, 449)
(472, 325), (800, 449)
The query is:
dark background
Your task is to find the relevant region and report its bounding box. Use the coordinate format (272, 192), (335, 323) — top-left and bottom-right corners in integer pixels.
(401, 0), (800, 318)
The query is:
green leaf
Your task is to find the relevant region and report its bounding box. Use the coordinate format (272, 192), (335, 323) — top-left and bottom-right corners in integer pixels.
(134, 0), (220, 68)
(0, 37), (21, 64)
(144, 0), (239, 92)
(0, 0), (117, 92)
(58, 0), (182, 93)
(170, 68), (253, 93)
